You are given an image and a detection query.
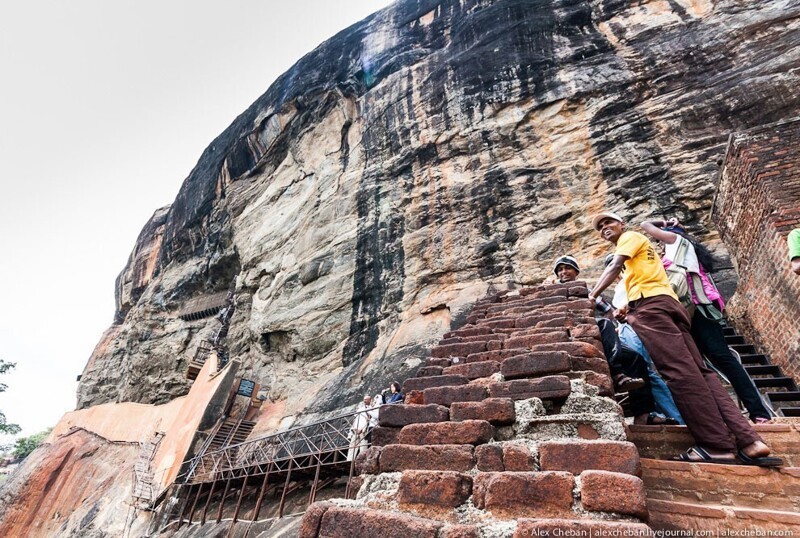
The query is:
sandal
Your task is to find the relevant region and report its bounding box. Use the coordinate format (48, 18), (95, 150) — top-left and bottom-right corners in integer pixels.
(753, 417), (772, 425)
(613, 374), (645, 392)
(646, 413), (678, 426)
(737, 450), (783, 467)
(674, 446), (738, 465)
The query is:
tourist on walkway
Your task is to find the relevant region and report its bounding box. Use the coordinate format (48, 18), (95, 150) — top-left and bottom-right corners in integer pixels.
(385, 382), (404, 404)
(347, 395), (374, 461)
(641, 217), (772, 423)
(588, 211), (780, 466)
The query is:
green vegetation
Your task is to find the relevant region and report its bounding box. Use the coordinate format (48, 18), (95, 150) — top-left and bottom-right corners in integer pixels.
(13, 428), (52, 459)
(0, 359), (20, 436)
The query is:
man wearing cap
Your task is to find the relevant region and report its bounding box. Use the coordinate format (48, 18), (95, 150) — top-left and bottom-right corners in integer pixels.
(553, 254), (680, 424)
(587, 212), (779, 466)
(552, 255), (581, 284)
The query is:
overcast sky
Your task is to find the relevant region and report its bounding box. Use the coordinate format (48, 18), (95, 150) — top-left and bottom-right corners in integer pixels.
(0, 0), (393, 442)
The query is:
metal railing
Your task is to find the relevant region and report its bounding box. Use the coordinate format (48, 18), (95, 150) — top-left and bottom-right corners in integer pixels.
(178, 405), (380, 485)
(170, 405), (381, 529)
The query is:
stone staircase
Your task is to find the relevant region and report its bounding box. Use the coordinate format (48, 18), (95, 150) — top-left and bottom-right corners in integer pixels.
(628, 421), (800, 531)
(722, 324), (800, 417)
(299, 281), (654, 537)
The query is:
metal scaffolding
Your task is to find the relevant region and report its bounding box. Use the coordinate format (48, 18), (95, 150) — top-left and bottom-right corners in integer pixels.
(171, 405), (379, 529)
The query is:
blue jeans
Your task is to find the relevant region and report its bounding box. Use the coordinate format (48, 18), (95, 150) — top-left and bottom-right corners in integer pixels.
(619, 323), (685, 424)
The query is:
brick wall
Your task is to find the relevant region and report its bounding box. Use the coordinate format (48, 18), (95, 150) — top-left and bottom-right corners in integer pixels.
(712, 117), (800, 381)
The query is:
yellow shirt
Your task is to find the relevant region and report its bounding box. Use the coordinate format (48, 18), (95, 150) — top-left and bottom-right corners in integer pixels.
(614, 231), (678, 302)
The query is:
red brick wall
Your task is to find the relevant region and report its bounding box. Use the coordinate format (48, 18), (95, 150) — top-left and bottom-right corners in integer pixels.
(712, 118), (800, 381)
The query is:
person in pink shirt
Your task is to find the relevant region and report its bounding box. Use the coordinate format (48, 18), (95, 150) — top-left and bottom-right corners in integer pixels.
(641, 218), (772, 424)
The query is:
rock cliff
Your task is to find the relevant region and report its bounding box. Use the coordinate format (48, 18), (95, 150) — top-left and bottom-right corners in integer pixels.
(76, 0), (800, 419)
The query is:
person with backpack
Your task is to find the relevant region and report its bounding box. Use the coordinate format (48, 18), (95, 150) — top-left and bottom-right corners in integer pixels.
(588, 211), (779, 466)
(641, 218), (772, 424)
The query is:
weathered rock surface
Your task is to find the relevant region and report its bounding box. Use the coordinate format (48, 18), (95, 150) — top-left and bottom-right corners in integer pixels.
(76, 0), (800, 419)
(0, 429), (142, 537)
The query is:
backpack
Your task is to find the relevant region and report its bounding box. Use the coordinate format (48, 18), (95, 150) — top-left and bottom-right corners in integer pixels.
(664, 237), (696, 317)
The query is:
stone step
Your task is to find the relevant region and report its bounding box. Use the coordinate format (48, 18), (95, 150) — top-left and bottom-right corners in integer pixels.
(422, 383), (489, 406)
(299, 504), (444, 537)
(403, 374), (469, 393)
(396, 419), (494, 446)
(538, 439), (641, 476)
(378, 404), (449, 428)
(646, 499), (800, 532)
(398, 470), (473, 507)
(500, 351), (572, 379)
(628, 421), (800, 466)
(442, 326), (494, 339)
(641, 458), (800, 512)
(464, 348), (529, 363)
(442, 360), (501, 380)
(424, 357), (451, 368)
(431, 341), (491, 358)
(487, 376), (572, 401)
(450, 398), (516, 425)
(415, 366), (443, 377)
(472, 471), (576, 518)
(437, 333), (508, 346)
(376, 444), (476, 473)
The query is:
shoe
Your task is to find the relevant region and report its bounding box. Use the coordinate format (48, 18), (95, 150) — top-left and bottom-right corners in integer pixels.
(753, 417), (772, 425)
(674, 446), (738, 465)
(613, 374), (646, 392)
(737, 450), (783, 467)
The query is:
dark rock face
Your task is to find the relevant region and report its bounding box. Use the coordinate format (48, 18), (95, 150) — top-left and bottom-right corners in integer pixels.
(77, 0), (800, 419)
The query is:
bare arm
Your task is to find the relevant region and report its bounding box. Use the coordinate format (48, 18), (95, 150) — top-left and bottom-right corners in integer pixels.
(641, 218), (679, 244)
(792, 258), (800, 275)
(588, 255), (629, 300)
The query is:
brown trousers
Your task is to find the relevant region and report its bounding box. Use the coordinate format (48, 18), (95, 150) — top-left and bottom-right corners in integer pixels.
(627, 295), (761, 451)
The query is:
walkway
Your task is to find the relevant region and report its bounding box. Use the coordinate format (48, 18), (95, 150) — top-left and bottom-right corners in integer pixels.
(171, 405), (376, 528)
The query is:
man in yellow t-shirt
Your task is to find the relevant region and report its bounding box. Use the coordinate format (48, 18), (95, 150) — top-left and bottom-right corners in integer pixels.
(613, 230), (677, 302)
(588, 211), (778, 467)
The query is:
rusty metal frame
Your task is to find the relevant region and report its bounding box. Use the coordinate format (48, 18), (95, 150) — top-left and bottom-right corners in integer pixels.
(179, 405), (379, 485)
(168, 405), (380, 527)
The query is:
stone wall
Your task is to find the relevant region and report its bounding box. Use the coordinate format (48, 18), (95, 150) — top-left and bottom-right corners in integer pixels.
(712, 117), (800, 381)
